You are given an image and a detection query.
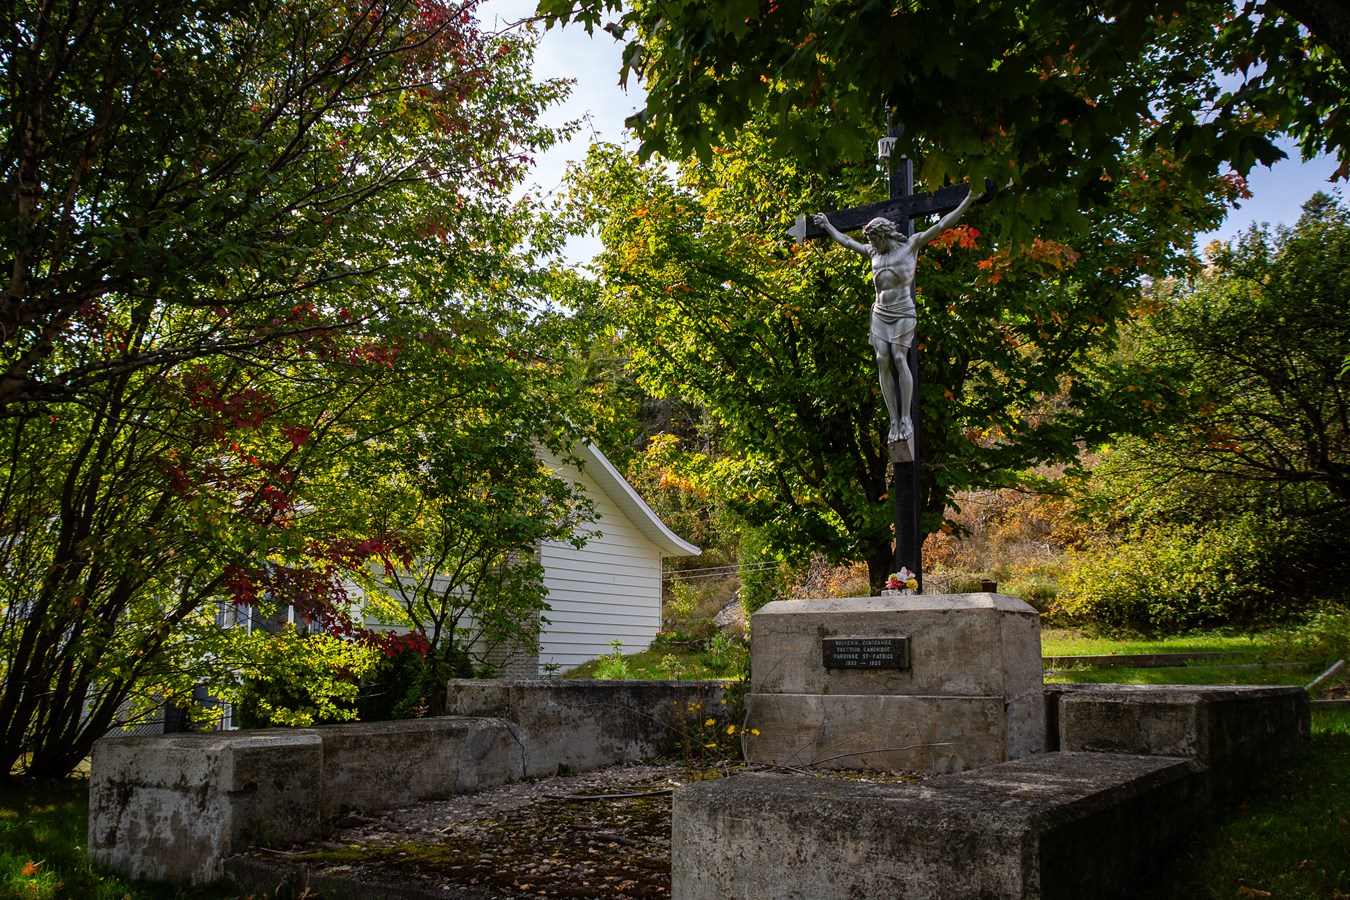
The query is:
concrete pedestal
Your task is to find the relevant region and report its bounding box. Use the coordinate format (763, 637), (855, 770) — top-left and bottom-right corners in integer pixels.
(744, 593), (1044, 772)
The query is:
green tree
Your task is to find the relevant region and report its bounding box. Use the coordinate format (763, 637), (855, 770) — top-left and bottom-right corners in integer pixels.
(563, 128), (1237, 591)
(1056, 193), (1350, 630)
(1139, 194), (1349, 509)
(2, 0), (564, 412)
(0, 0), (574, 779)
(335, 339), (596, 713)
(540, 0), (1346, 237)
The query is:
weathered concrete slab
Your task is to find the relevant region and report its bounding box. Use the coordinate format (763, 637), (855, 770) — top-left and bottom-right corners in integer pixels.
(745, 594), (1044, 771)
(1048, 683), (1309, 801)
(89, 717), (520, 884)
(318, 717), (519, 815)
(89, 731), (323, 883)
(672, 751), (1202, 900)
(443, 679), (727, 777)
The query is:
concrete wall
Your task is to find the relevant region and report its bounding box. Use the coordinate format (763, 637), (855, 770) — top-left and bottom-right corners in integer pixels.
(316, 718), (520, 812)
(89, 680), (728, 884)
(89, 719), (522, 883)
(1048, 683), (1310, 803)
(444, 678), (728, 777)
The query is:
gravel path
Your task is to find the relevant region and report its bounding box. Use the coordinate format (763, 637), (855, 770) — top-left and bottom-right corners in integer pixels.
(229, 762), (696, 899)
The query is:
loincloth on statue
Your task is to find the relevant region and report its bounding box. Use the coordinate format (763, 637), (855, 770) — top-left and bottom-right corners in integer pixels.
(869, 306), (916, 348)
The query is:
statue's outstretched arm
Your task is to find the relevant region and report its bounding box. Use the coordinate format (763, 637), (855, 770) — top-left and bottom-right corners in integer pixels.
(813, 213), (869, 256)
(914, 183), (979, 248)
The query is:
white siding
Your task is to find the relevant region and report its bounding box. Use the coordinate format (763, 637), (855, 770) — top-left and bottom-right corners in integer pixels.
(537, 453), (665, 672)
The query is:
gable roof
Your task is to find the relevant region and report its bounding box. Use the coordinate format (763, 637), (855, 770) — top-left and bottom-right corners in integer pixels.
(570, 442), (701, 559)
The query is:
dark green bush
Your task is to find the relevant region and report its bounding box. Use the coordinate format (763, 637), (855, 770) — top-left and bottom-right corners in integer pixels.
(354, 646), (473, 722)
(1053, 514), (1336, 633)
(1007, 577), (1059, 614)
(738, 527), (784, 616)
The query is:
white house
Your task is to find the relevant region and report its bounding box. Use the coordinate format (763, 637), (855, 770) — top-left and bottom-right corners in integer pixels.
(362, 441), (701, 677)
(529, 442), (700, 673)
(190, 442), (695, 732)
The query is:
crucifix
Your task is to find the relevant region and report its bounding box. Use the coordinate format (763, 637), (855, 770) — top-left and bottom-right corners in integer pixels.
(789, 126), (987, 593)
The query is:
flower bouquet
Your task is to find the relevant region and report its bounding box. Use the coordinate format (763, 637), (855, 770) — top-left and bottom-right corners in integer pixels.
(883, 567), (919, 595)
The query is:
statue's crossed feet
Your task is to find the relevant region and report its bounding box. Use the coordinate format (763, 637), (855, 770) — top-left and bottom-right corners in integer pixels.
(888, 417), (913, 444)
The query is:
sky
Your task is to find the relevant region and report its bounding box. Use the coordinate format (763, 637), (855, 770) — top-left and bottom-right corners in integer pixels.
(480, 3), (1345, 262)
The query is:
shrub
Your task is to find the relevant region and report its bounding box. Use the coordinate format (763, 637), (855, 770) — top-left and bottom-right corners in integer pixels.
(594, 640), (635, 679)
(738, 527), (785, 615)
(696, 633), (749, 679)
(1004, 570), (1061, 613)
(788, 556), (871, 599)
(354, 644), (473, 722)
(236, 677), (352, 730)
(662, 575), (734, 643)
(1053, 514), (1317, 633)
(1287, 604), (1350, 664)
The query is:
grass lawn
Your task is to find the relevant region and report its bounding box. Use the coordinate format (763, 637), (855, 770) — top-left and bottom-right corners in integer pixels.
(1133, 706), (1350, 899)
(0, 778), (249, 899)
(563, 643), (708, 680)
(1042, 624), (1345, 689)
(564, 637), (747, 682)
(1040, 626), (1332, 662)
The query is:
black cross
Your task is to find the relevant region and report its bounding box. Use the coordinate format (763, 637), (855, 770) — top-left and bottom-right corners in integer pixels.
(792, 137), (982, 593)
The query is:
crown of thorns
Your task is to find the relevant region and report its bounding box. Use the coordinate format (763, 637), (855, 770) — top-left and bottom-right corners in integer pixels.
(862, 217), (902, 238)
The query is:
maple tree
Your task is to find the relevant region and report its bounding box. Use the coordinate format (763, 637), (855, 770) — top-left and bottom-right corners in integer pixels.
(0, 0), (579, 779)
(2, 0), (563, 412)
(563, 119), (1242, 591)
(0, 326), (380, 776)
(540, 0), (1347, 241)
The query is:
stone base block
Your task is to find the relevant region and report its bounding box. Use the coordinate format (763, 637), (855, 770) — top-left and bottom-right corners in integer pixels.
(89, 731), (323, 884)
(672, 752), (1203, 900)
(746, 594), (1045, 772)
(745, 693), (1006, 773)
(1049, 683), (1309, 802)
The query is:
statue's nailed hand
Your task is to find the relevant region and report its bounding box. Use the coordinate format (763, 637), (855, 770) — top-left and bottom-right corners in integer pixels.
(812, 213), (829, 227)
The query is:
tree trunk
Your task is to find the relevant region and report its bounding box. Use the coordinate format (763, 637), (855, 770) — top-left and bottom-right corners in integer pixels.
(1272, 0), (1350, 67)
(866, 535), (894, 596)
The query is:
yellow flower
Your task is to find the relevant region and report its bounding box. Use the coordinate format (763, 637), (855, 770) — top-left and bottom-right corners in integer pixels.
(906, 578), (919, 590)
(704, 742), (716, 748)
(704, 718), (715, 726)
(750, 728), (761, 736)
(726, 724), (737, 735)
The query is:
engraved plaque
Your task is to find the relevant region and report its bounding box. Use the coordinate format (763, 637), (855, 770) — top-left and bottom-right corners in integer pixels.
(822, 636), (910, 670)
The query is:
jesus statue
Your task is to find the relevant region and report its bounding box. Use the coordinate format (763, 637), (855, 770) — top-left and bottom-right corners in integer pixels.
(813, 184), (979, 445)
